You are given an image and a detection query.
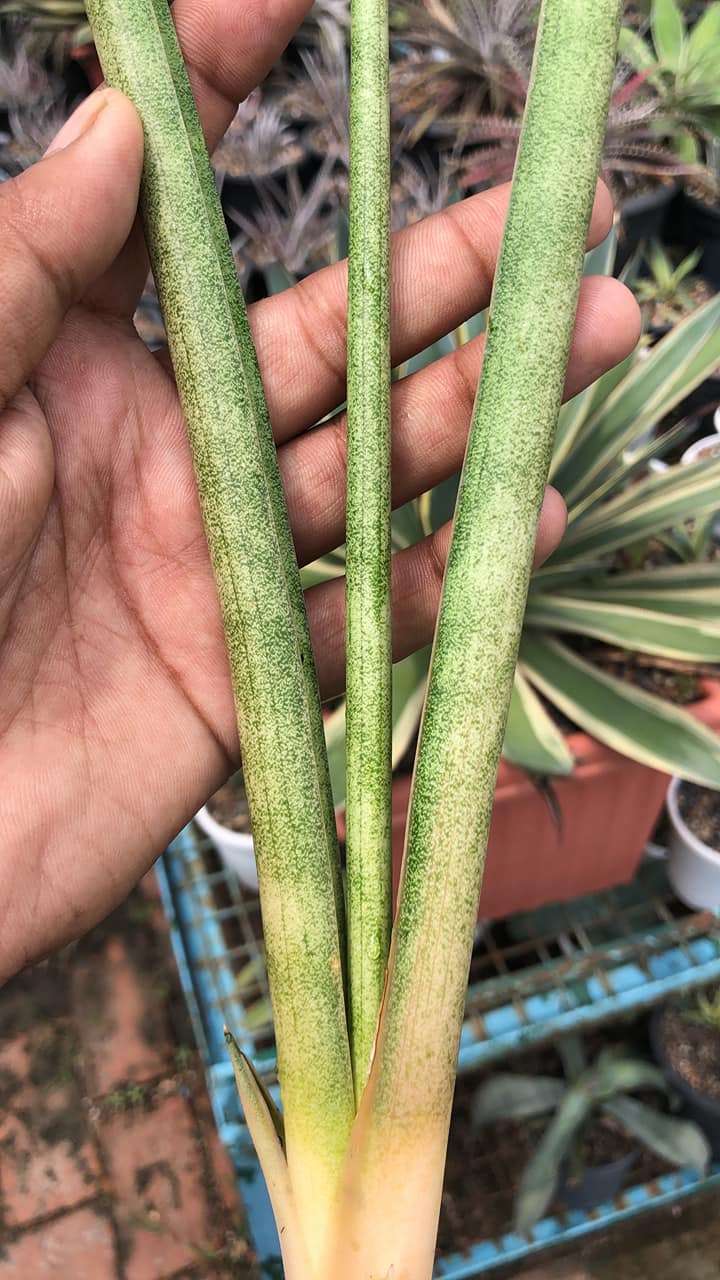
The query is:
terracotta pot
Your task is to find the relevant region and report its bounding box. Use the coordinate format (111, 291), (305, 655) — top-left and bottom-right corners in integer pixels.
(385, 679), (720, 921)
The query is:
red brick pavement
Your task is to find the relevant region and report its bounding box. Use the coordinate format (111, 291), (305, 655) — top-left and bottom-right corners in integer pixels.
(0, 877), (255, 1279)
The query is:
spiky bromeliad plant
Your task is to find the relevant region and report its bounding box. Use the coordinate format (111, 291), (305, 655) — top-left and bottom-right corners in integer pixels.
(85, 0), (623, 1275)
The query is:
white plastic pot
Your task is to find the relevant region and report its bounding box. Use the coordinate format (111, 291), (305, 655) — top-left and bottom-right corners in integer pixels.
(194, 804), (259, 892)
(666, 777), (720, 911)
(713, 404), (720, 434)
(681, 435), (720, 466)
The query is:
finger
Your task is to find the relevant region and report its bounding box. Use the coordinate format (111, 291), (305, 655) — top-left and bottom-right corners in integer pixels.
(0, 89), (142, 411)
(250, 182), (614, 443)
(94, 0), (313, 314)
(308, 490), (567, 701)
(281, 275), (641, 567)
(174, 0), (314, 153)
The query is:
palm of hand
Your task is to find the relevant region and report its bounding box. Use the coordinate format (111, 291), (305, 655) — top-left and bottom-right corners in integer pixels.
(0, 0), (639, 980)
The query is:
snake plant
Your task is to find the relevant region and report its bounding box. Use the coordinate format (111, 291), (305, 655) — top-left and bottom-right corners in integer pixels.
(86, 0), (621, 1275)
(345, 0), (393, 1093)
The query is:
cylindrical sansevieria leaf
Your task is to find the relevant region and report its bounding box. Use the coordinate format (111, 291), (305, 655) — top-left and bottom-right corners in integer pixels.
(83, 0), (354, 1264)
(345, 0), (393, 1098)
(328, 3), (623, 1277)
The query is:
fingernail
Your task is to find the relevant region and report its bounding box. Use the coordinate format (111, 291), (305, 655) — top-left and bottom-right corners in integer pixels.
(44, 89), (110, 158)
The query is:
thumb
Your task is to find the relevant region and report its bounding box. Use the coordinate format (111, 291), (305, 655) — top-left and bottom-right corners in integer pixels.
(0, 88), (143, 412)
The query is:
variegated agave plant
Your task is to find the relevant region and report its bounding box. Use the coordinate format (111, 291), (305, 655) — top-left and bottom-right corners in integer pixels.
(312, 231), (720, 801)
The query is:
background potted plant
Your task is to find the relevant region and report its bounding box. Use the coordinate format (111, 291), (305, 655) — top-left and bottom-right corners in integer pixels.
(651, 988), (720, 1160)
(666, 775), (720, 910)
(472, 1033), (710, 1231)
(194, 772), (259, 892)
(619, 0), (720, 284)
(635, 239), (706, 339)
(453, 7), (712, 259)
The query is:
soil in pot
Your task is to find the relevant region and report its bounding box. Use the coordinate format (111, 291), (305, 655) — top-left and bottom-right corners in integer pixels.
(206, 774), (252, 834)
(653, 1002), (720, 1159)
(660, 1007), (720, 1104)
(581, 646), (705, 706)
(678, 782), (720, 854)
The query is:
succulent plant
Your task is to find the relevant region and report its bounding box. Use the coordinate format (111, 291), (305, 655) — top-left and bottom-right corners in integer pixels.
(390, 151), (463, 229)
(0, 28), (57, 107)
(620, 0), (720, 165)
(473, 1037), (711, 1233)
(457, 65), (712, 200)
(227, 161), (340, 282)
(212, 89), (304, 184)
(390, 0), (537, 122)
(1, 99), (69, 173)
(0, 0), (90, 49)
(278, 44), (350, 163)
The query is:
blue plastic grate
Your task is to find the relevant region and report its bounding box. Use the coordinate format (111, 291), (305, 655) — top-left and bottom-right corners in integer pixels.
(157, 823), (720, 1277)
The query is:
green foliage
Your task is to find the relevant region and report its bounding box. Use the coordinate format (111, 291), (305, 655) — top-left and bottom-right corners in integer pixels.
(635, 240), (704, 327)
(473, 1037), (711, 1233)
(515, 237), (720, 786)
(687, 987), (720, 1031)
(107, 1081), (149, 1111)
(620, 0), (720, 161)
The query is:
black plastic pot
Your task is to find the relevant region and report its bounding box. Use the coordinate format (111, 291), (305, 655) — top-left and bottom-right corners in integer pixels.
(556, 1151), (636, 1211)
(678, 194), (720, 291)
(650, 1006), (720, 1161)
(617, 183), (679, 271)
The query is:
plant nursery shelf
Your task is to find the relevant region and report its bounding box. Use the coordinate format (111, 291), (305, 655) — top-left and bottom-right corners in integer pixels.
(157, 824), (720, 1277)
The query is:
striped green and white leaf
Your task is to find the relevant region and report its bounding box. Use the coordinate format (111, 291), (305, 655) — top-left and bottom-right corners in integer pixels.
(565, 413), (699, 525)
(521, 635), (720, 787)
(525, 594), (720, 661)
(300, 553), (346, 589)
(557, 567), (720, 621)
(555, 455), (720, 562)
(552, 292), (720, 504)
(503, 668), (574, 775)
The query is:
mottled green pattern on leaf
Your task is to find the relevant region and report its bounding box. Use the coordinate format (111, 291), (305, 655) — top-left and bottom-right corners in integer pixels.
(85, 0), (354, 1245)
(345, 0), (393, 1097)
(372, 0), (622, 1124)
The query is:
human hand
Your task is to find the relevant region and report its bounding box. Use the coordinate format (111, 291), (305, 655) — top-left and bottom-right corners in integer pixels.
(0, 0), (640, 980)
